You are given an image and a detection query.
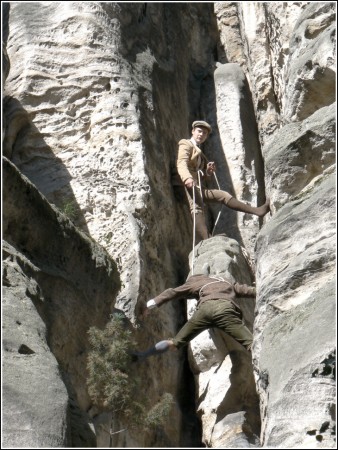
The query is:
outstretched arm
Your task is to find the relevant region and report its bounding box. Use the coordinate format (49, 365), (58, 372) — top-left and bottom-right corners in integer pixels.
(140, 275), (211, 319)
(234, 282), (256, 297)
(139, 298), (156, 319)
(149, 279), (197, 308)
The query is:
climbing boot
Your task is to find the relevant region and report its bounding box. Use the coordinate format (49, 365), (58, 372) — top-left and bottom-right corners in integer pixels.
(130, 340), (171, 362)
(227, 197), (270, 217)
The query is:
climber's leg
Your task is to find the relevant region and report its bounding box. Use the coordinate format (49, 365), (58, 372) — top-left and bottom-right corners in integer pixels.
(131, 340), (174, 362)
(185, 186), (210, 242)
(204, 189), (270, 218)
(193, 211), (211, 243)
(212, 300), (253, 351)
(171, 303), (212, 349)
(227, 196), (270, 218)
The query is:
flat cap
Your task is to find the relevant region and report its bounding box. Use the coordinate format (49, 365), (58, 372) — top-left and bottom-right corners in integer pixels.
(192, 120), (212, 133)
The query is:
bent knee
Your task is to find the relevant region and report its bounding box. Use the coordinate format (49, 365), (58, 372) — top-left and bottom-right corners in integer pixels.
(223, 192), (233, 205)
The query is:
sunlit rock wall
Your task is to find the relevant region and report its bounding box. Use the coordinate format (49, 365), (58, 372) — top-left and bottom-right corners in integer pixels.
(2, 1), (336, 448)
(3, 2), (219, 447)
(214, 1), (336, 447)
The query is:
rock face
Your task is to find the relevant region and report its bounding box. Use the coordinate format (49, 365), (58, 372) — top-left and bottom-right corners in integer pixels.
(2, 1), (336, 448)
(3, 157), (120, 447)
(255, 129), (336, 447)
(215, 2), (336, 142)
(3, 239), (70, 448)
(210, 62), (266, 255)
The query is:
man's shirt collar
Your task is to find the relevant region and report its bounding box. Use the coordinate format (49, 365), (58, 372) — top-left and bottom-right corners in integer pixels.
(190, 137), (199, 148)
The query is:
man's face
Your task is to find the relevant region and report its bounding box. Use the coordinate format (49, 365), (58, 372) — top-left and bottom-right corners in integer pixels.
(192, 126), (209, 145)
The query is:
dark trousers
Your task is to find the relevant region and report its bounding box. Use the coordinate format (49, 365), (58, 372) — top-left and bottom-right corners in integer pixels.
(172, 299), (253, 351)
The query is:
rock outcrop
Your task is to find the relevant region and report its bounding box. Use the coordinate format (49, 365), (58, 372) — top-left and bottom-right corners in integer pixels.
(2, 1), (336, 448)
(3, 157), (120, 447)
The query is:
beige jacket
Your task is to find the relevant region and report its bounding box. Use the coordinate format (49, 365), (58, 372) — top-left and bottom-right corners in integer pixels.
(153, 274), (256, 308)
(176, 139), (209, 184)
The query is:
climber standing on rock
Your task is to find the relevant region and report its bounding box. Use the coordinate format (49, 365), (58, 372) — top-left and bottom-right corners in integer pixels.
(176, 120), (270, 242)
(132, 274), (255, 361)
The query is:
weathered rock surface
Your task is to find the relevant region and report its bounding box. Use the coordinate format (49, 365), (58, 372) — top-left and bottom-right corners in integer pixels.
(264, 103), (336, 212)
(283, 2), (336, 122)
(3, 239), (70, 448)
(255, 172), (336, 448)
(211, 63), (266, 255)
(2, 3), (217, 447)
(215, 2), (336, 144)
(2, 1), (336, 448)
(3, 157), (120, 447)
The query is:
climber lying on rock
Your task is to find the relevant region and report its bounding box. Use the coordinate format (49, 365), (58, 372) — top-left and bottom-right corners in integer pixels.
(132, 274), (255, 361)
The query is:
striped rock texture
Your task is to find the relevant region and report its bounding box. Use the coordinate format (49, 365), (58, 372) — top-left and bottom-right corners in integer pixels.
(3, 2), (335, 448)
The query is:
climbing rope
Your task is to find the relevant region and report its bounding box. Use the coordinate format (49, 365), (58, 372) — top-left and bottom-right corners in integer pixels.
(213, 171), (221, 190)
(191, 170), (205, 276)
(197, 170), (204, 200)
(192, 169), (223, 272)
(212, 171), (223, 236)
(191, 184), (196, 276)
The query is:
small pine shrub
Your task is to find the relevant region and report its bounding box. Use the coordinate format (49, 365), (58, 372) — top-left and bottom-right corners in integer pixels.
(145, 393), (174, 429)
(61, 200), (78, 221)
(87, 313), (173, 432)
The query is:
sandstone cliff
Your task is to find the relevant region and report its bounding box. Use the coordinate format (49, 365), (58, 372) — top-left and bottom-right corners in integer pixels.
(2, 2), (336, 448)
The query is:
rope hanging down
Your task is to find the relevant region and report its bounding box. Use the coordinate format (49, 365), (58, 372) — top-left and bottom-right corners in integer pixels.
(211, 172), (222, 236)
(191, 170), (205, 276)
(191, 184), (196, 276)
(191, 170), (224, 274)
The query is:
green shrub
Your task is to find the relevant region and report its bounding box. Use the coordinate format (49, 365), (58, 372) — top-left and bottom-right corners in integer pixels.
(87, 313), (173, 432)
(145, 392), (174, 428)
(61, 200), (78, 221)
